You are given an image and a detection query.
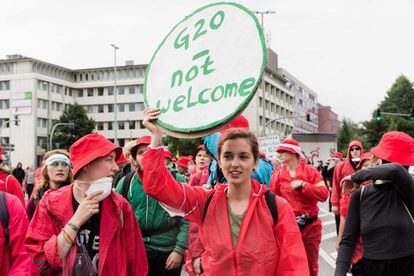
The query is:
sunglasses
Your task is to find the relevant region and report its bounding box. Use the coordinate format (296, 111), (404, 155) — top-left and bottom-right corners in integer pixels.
(350, 147), (361, 152)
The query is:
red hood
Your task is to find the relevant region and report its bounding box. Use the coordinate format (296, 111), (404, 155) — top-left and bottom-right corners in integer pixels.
(343, 140), (364, 172)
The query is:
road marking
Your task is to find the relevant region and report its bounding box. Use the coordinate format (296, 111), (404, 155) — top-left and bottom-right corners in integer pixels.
(322, 220), (336, 226)
(319, 206), (334, 216)
(330, 251), (338, 259)
(319, 213), (330, 218)
(322, 231), (337, 241)
(319, 247), (336, 268)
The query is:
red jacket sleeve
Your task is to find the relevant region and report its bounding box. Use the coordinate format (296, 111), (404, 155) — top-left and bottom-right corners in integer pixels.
(25, 198), (63, 273)
(5, 194), (33, 276)
(274, 196), (310, 276)
(6, 176), (25, 207)
(270, 169), (282, 196)
(122, 200), (148, 276)
(141, 148), (211, 224)
(188, 222), (204, 259)
(301, 166), (328, 202)
(331, 162), (344, 208)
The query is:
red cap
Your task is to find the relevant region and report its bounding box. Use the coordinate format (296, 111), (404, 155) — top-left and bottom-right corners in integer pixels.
(130, 136), (151, 159)
(371, 131), (414, 166)
(164, 150), (173, 160)
(117, 153), (127, 164)
(332, 152), (344, 159)
(70, 133), (122, 178)
(277, 139), (301, 155)
(176, 156), (191, 169)
(220, 115), (249, 133)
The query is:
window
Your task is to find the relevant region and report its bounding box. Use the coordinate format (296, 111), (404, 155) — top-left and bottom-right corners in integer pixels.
(118, 121), (125, 130)
(108, 122), (113, 130)
(43, 100), (48, 109)
(118, 104), (125, 112)
(98, 87), (104, 96)
(138, 120), (144, 129)
(119, 139), (125, 147)
(87, 106), (94, 113)
(0, 100), (9, 109)
(128, 121), (135, 129)
(0, 81), (10, 91)
(129, 103), (136, 112)
(108, 104), (114, 113)
(78, 90), (83, 97)
(138, 85), (144, 94)
(98, 105), (104, 113)
(118, 87), (125, 95)
(128, 86), (135, 94)
(87, 88), (94, 97)
(108, 87), (114, 96)
(96, 122), (104, 130)
(37, 137), (47, 147)
(138, 103), (145, 111)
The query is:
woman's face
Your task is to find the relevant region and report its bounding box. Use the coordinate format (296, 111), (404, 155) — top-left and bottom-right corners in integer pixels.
(218, 138), (257, 186)
(47, 160), (70, 186)
(278, 151), (295, 164)
(83, 151), (119, 181)
(195, 150), (210, 169)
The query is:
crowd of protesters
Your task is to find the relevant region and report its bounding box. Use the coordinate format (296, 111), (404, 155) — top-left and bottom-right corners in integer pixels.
(0, 108), (413, 276)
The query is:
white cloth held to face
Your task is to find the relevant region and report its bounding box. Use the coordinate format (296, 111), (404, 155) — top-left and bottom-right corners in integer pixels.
(85, 177), (113, 201)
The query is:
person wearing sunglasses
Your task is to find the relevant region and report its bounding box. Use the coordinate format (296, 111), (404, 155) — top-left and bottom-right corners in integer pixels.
(331, 141), (363, 237)
(26, 150), (73, 220)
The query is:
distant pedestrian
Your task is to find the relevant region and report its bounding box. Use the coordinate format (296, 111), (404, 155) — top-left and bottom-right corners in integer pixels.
(24, 165), (36, 198)
(0, 146), (25, 207)
(12, 162), (25, 185)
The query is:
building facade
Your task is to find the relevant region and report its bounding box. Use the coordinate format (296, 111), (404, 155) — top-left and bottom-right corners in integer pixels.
(0, 52), (296, 167)
(318, 103), (340, 134)
(278, 68), (319, 134)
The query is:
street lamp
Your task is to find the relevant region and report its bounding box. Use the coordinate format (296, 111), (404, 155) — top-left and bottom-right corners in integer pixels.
(49, 122), (75, 150)
(111, 44), (119, 145)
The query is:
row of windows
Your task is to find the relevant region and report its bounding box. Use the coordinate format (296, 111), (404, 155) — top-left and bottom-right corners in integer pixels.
(259, 97), (292, 116)
(85, 102), (145, 113)
(37, 118), (48, 128)
(95, 120), (145, 131)
(78, 85), (144, 97)
(0, 64), (12, 74)
(37, 99), (63, 111)
(264, 82), (294, 105)
(74, 67), (146, 83)
(0, 81), (10, 91)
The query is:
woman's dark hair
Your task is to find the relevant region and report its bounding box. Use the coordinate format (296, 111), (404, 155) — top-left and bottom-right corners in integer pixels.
(218, 128), (259, 162)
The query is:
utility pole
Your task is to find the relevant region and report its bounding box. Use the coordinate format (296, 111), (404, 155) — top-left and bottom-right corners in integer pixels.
(254, 10), (276, 135)
(111, 44), (119, 145)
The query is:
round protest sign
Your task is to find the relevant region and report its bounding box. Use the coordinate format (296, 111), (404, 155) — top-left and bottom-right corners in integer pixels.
(144, 2), (265, 138)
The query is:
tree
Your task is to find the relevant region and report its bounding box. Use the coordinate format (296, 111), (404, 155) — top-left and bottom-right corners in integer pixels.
(163, 135), (202, 157)
(363, 75), (414, 146)
(337, 118), (368, 154)
(52, 103), (96, 150)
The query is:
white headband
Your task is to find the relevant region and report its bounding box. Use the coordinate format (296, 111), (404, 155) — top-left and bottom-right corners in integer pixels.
(45, 154), (71, 167)
(278, 143), (306, 160)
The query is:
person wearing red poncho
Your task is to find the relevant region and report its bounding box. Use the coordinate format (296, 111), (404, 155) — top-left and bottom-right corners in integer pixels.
(270, 138), (328, 276)
(140, 108), (309, 276)
(25, 133), (148, 275)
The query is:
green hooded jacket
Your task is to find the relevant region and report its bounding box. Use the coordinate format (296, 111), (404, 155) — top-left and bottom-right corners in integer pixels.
(115, 172), (188, 255)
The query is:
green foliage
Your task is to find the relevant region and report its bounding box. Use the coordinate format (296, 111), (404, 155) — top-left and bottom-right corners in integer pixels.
(163, 135), (202, 156)
(337, 118), (368, 154)
(52, 103), (96, 150)
(364, 75), (414, 146)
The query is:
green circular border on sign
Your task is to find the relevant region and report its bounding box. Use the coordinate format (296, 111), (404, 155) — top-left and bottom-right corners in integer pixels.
(144, 1), (266, 133)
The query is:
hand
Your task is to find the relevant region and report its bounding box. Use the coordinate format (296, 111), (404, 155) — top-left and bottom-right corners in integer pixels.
(71, 190), (103, 227)
(165, 251), (182, 270)
(192, 257), (203, 274)
(290, 180), (304, 190)
(143, 108), (162, 135)
(340, 175), (358, 195)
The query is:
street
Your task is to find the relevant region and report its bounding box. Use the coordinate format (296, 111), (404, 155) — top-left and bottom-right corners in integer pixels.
(318, 201), (337, 275)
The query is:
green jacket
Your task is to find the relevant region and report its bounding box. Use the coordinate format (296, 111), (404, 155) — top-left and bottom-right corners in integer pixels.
(115, 172), (188, 255)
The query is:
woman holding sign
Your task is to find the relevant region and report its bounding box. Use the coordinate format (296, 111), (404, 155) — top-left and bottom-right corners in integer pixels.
(140, 108), (309, 276)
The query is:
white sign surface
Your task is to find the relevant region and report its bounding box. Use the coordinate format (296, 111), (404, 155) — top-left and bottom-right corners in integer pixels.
(144, 2), (265, 135)
(259, 135), (281, 160)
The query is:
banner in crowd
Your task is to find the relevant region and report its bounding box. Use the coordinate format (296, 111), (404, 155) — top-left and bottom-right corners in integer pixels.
(259, 134), (281, 160)
(144, 2), (265, 138)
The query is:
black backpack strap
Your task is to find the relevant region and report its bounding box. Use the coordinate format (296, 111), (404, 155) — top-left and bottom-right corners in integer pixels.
(0, 192), (10, 246)
(201, 192), (215, 223)
(264, 191), (278, 226)
(121, 171), (135, 199)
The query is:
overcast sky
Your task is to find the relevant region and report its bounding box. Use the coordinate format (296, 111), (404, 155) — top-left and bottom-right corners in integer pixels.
(2, 0), (413, 122)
